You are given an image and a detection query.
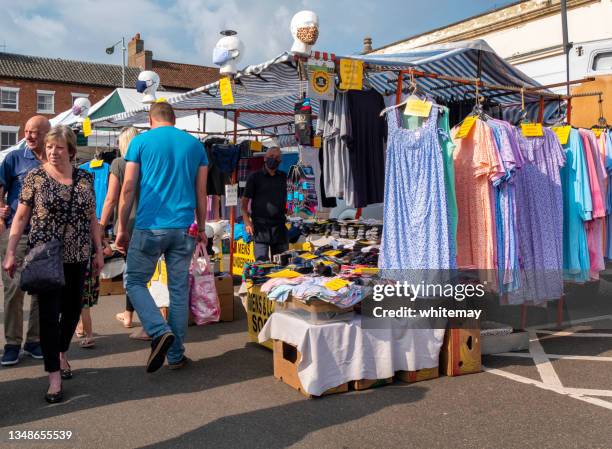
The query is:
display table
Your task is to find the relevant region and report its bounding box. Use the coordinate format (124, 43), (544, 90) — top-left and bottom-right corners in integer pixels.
(259, 311), (444, 396)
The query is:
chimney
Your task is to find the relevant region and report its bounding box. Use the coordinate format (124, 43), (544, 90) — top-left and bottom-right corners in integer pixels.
(128, 33), (153, 70)
(362, 36), (373, 54)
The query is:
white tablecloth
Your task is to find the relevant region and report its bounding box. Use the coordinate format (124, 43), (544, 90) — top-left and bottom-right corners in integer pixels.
(259, 312), (445, 396)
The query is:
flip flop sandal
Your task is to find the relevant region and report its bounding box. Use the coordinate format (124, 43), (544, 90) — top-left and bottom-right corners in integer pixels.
(80, 338), (95, 349)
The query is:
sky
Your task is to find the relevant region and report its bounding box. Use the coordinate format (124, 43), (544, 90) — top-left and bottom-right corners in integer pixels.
(0, 0), (518, 67)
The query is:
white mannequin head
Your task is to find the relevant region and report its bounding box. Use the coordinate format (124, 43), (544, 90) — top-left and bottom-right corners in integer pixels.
(136, 70), (160, 103)
(290, 10), (319, 56)
(71, 97), (91, 122)
(213, 31), (244, 76)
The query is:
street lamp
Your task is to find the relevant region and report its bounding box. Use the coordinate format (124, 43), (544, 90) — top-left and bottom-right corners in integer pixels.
(106, 37), (126, 88)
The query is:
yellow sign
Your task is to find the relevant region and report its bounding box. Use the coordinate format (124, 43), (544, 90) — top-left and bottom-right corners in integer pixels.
(455, 116), (477, 139)
(321, 261), (335, 266)
(322, 250), (341, 257)
(404, 98), (433, 117)
(354, 267), (380, 275)
(148, 259), (168, 286)
(155, 97), (167, 103)
(89, 159), (104, 168)
(220, 76), (234, 106)
(249, 140), (263, 151)
(301, 253), (318, 260)
(521, 122), (544, 137)
(339, 59), (363, 91)
(82, 117), (92, 137)
(324, 278), (350, 291)
(266, 269), (302, 279)
(312, 135), (322, 148)
(232, 238), (254, 276)
(552, 125), (571, 145)
(592, 127), (604, 138)
(247, 285), (275, 349)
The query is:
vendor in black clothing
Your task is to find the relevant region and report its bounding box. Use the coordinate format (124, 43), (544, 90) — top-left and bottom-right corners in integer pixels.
(241, 147), (288, 261)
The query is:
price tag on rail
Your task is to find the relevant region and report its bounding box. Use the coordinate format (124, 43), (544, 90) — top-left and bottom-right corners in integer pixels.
(82, 117), (92, 137)
(324, 278), (350, 291)
(404, 98), (433, 117)
(552, 125), (571, 145)
(339, 59), (363, 90)
(455, 115), (476, 139)
(301, 253), (318, 260)
(219, 76), (234, 106)
(592, 127), (604, 138)
(521, 122), (544, 137)
(224, 184), (238, 206)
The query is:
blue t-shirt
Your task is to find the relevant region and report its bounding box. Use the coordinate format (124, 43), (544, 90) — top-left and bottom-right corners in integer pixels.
(79, 161), (110, 220)
(125, 126), (208, 230)
(0, 143), (42, 225)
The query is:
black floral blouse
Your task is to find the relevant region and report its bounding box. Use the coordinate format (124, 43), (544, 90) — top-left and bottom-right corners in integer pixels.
(19, 167), (95, 263)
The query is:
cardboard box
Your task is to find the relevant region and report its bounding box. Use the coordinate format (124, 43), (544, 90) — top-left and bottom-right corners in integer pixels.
(440, 319), (481, 376)
(273, 339), (348, 398)
(214, 273), (234, 322)
(99, 277), (125, 296)
(396, 367), (439, 383)
(214, 273), (234, 294)
(351, 378), (393, 391)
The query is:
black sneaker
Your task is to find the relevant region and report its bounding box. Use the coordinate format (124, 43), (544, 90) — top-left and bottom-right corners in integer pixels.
(1, 344), (20, 366)
(167, 356), (190, 370)
(146, 332), (175, 373)
(23, 342), (44, 360)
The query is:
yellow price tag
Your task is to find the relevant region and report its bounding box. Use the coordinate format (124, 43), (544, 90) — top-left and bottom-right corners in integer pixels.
(592, 127), (604, 138)
(521, 122), (544, 137)
(324, 278), (350, 291)
(321, 261), (335, 266)
(89, 159), (104, 168)
(552, 126), (571, 145)
(354, 267), (380, 275)
(266, 269), (302, 279)
(312, 136), (322, 148)
(249, 140), (263, 151)
(404, 98), (433, 117)
(155, 97), (167, 103)
(220, 76), (234, 106)
(455, 116), (476, 139)
(339, 59), (363, 91)
(323, 250), (341, 257)
(301, 253), (318, 260)
(82, 117), (92, 137)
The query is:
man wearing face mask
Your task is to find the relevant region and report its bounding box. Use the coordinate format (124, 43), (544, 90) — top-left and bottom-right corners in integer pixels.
(242, 147), (288, 261)
(0, 115), (50, 366)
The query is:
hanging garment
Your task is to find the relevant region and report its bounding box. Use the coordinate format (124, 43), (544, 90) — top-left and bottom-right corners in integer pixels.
(79, 160), (110, 220)
(379, 108), (454, 271)
(438, 108), (458, 247)
(488, 120), (524, 295)
(317, 93), (353, 201)
(579, 129), (607, 279)
(561, 129), (592, 282)
(453, 119), (504, 276)
(605, 131), (612, 259)
(346, 89), (387, 208)
(509, 128), (565, 305)
(204, 138), (230, 196)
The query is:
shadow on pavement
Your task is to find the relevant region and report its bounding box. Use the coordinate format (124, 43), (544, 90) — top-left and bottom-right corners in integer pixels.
(137, 385), (428, 449)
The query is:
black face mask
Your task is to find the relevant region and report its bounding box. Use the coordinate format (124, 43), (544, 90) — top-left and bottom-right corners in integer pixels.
(265, 157), (280, 170)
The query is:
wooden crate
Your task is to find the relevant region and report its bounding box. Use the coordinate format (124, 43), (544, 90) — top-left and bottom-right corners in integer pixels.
(99, 278), (125, 296)
(351, 377), (393, 391)
(273, 339), (348, 398)
(396, 367), (439, 383)
(440, 319), (481, 376)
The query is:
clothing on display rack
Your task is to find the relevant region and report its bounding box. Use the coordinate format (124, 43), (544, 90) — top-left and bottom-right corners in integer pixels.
(605, 131), (612, 260)
(80, 159), (110, 220)
(204, 138), (230, 196)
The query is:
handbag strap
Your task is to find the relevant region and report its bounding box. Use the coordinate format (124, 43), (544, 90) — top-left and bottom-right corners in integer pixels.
(61, 168), (79, 242)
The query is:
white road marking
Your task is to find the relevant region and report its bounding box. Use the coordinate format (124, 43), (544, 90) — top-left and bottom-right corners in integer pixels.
(528, 330), (563, 388)
(490, 352), (612, 362)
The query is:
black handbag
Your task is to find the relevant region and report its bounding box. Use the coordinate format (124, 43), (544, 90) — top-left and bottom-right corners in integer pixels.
(20, 170), (77, 294)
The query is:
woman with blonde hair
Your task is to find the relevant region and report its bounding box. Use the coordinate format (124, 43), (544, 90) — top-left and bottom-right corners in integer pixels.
(3, 125), (103, 403)
(100, 127), (164, 339)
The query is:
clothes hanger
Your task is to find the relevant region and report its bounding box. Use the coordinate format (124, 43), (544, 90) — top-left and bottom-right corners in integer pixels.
(592, 93), (607, 128)
(379, 70), (444, 117)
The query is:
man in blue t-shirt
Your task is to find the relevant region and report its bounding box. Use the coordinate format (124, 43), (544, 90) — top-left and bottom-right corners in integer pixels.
(116, 102), (208, 373)
(0, 115), (49, 366)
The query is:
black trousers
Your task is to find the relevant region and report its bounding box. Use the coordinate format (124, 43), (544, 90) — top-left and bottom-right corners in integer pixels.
(38, 262), (87, 372)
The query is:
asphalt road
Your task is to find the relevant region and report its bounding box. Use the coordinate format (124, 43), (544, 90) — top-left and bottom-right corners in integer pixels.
(1, 281), (611, 449)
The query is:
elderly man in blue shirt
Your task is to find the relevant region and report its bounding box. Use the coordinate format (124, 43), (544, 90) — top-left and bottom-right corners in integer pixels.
(0, 115), (50, 366)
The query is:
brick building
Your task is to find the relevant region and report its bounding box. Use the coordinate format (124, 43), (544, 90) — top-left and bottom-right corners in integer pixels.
(0, 33), (219, 150)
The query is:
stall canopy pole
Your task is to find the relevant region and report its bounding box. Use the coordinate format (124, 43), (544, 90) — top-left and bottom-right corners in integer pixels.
(229, 110), (240, 275)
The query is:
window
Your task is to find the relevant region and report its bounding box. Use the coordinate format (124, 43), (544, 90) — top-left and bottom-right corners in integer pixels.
(71, 92), (89, 101)
(592, 51), (612, 71)
(0, 125), (19, 150)
(36, 90), (55, 114)
(0, 87), (19, 111)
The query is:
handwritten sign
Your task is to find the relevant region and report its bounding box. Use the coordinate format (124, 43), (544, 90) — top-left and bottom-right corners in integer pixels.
(521, 122), (544, 137)
(339, 59), (363, 91)
(219, 76), (234, 106)
(552, 126), (571, 145)
(82, 117), (92, 137)
(324, 278), (350, 291)
(404, 98), (433, 117)
(455, 116), (476, 139)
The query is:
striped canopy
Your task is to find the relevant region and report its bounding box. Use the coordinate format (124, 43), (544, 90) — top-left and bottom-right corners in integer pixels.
(91, 40), (562, 141)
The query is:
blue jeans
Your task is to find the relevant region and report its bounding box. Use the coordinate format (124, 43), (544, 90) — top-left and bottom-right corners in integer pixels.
(125, 229), (196, 363)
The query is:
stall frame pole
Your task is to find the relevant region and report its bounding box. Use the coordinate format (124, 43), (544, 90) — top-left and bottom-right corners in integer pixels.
(229, 110), (240, 275)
